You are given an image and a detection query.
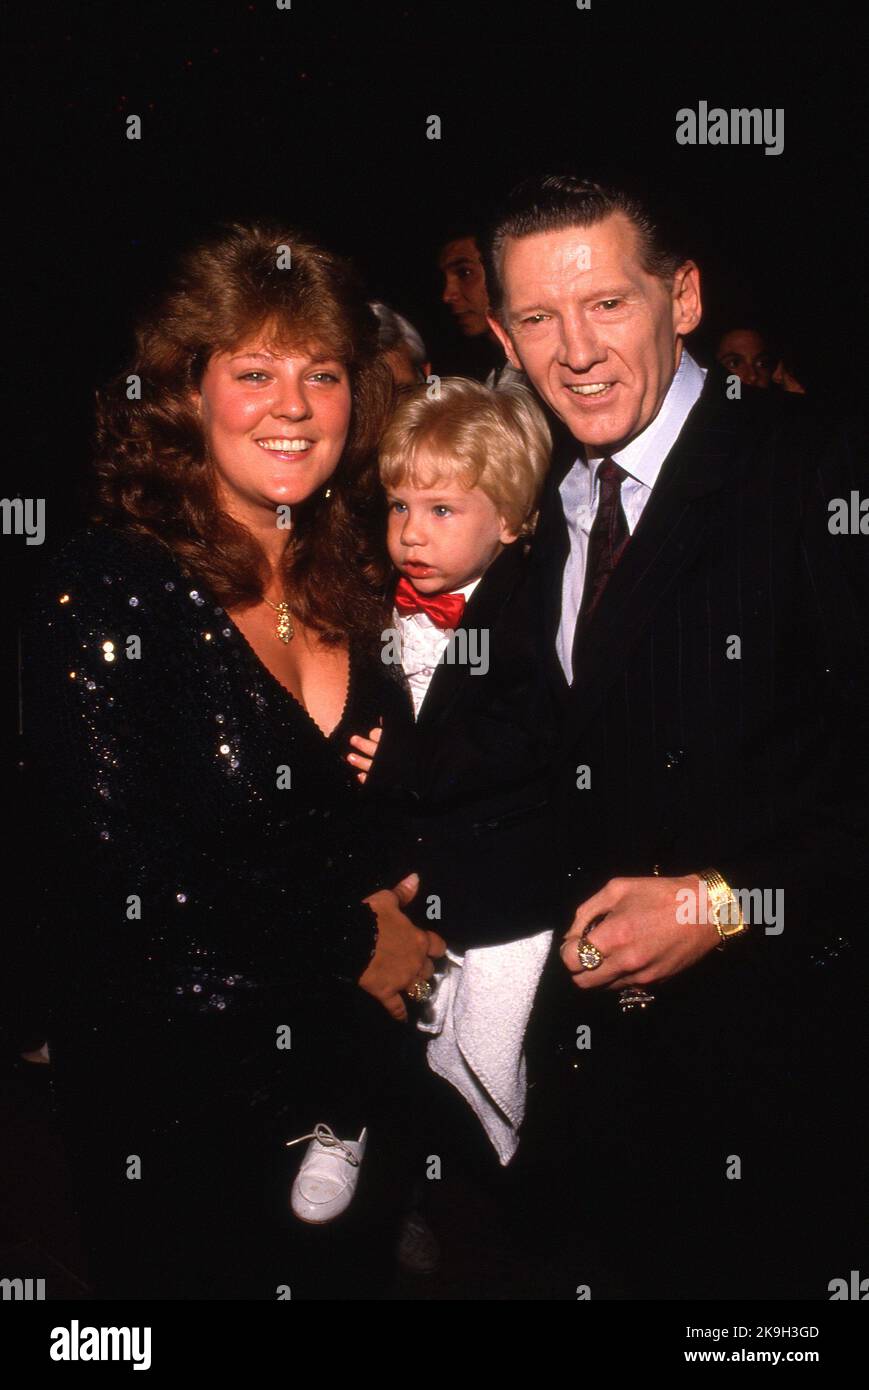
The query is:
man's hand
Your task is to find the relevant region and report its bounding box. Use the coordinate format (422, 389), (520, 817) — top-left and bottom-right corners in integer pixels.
(359, 872), (447, 1021)
(560, 875), (720, 990)
(347, 724), (382, 783)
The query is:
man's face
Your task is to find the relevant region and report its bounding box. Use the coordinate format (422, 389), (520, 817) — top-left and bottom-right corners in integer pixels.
(489, 214), (701, 453)
(438, 237), (490, 337)
(716, 329), (774, 388)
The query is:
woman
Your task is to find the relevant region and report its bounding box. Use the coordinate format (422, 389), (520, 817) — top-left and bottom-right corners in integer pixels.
(23, 222), (440, 1299)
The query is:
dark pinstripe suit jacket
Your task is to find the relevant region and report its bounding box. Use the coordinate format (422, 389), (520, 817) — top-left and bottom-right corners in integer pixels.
(520, 367), (869, 1287)
(533, 365), (869, 1017)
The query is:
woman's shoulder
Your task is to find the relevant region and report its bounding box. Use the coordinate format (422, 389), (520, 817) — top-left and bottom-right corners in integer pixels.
(29, 525), (197, 630)
(46, 524), (181, 581)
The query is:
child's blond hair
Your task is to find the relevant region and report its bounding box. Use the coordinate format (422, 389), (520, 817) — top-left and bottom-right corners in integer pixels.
(379, 377), (551, 536)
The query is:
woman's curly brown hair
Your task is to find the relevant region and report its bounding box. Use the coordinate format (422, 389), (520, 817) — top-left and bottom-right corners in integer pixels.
(94, 221), (395, 644)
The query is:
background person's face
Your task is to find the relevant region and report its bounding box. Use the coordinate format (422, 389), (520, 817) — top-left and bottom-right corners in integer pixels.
(490, 214), (701, 453)
(385, 345), (422, 386)
(439, 237), (491, 337)
(194, 339), (352, 523)
(386, 473), (516, 594)
(716, 329), (774, 388)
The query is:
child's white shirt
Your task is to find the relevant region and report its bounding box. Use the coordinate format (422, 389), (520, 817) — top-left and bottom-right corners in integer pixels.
(393, 577), (480, 717)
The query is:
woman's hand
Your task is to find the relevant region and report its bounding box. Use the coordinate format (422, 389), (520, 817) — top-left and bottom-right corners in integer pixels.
(359, 873), (447, 1021)
(346, 724), (382, 783)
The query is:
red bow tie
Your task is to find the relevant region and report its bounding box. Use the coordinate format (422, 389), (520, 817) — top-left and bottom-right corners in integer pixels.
(394, 576), (467, 629)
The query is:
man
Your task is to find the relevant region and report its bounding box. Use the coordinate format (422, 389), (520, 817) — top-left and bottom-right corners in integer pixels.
(437, 230), (525, 388)
(439, 232), (492, 342)
(486, 175), (869, 1299)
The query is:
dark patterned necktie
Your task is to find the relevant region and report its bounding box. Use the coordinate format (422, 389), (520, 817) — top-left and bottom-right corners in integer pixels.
(574, 457), (630, 645)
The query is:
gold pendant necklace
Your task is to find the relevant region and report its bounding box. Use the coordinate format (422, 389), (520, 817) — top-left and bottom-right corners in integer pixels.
(262, 597), (295, 644)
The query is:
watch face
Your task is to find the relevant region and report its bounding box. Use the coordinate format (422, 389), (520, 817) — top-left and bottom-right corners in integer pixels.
(716, 893), (742, 929)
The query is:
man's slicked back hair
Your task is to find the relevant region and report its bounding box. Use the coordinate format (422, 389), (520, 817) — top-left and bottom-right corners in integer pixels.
(486, 174), (686, 317)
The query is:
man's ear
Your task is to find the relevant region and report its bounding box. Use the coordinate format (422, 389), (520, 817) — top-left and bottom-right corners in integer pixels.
(499, 516), (522, 545)
(672, 260), (702, 338)
(487, 312), (522, 371)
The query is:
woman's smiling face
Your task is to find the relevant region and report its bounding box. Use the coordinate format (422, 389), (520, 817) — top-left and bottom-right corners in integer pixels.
(193, 335), (352, 521)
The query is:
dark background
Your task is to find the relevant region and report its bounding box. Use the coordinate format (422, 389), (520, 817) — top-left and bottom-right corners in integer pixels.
(6, 0), (865, 526)
(2, 0), (865, 921)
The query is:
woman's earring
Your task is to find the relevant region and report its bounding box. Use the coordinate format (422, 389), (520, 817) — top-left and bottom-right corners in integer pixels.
(324, 487), (333, 500)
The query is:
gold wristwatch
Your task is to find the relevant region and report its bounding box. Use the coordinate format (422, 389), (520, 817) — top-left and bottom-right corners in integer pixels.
(698, 868), (747, 947)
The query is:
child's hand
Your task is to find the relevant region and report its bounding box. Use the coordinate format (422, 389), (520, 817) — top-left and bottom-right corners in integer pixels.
(346, 724), (383, 783)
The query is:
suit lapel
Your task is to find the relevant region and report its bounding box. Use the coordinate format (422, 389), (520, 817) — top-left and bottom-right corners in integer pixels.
(416, 542), (526, 730)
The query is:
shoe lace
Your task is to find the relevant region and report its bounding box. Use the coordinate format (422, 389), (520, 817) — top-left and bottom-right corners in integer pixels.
(284, 1122), (360, 1167)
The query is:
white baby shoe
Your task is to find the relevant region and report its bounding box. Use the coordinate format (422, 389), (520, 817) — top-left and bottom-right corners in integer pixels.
(286, 1123), (368, 1224)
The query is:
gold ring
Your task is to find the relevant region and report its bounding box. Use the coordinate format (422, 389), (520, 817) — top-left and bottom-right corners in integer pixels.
(576, 939), (604, 971)
(406, 979), (433, 1002)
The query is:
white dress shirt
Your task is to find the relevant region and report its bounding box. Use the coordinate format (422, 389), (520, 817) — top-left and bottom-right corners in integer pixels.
(394, 577), (481, 717)
(556, 349), (707, 683)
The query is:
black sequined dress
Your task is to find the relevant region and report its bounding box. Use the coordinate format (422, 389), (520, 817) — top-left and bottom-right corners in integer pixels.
(22, 525), (418, 1299)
